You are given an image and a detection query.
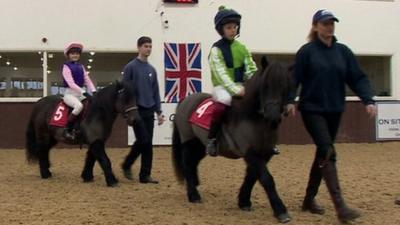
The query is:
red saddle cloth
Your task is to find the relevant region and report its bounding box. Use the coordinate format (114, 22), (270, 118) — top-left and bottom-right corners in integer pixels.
(189, 98), (226, 130)
(49, 100), (89, 128)
(49, 101), (70, 127)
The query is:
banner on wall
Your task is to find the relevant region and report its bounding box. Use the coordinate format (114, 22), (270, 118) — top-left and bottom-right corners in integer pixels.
(128, 103), (178, 145)
(376, 101), (400, 140)
(164, 42), (202, 103)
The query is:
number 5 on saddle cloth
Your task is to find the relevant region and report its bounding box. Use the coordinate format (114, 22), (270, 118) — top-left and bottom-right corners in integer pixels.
(49, 99), (90, 128)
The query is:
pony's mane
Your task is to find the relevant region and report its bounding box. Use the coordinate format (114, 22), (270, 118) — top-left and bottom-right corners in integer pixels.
(84, 80), (135, 123)
(92, 80), (135, 107)
(231, 62), (292, 119)
(119, 80), (136, 104)
(262, 61), (292, 100)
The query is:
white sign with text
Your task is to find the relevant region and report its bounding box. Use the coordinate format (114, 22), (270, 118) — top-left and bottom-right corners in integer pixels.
(376, 101), (400, 140)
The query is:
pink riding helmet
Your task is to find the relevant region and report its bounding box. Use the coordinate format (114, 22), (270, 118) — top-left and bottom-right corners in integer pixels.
(64, 42), (84, 57)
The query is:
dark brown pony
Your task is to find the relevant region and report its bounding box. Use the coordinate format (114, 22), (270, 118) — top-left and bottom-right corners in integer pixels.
(25, 80), (140, 186)
(172, 62), (293, 223)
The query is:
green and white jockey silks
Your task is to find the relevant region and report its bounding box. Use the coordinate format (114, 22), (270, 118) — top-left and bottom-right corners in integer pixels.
(209, 38), (257, 105)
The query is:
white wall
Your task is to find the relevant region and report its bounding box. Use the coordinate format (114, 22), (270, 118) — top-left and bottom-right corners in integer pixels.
(1, 0), (399, 98)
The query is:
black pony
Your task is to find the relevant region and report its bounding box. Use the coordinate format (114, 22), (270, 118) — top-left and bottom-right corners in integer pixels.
(172, 62), (293, 223)
(26, 80), (140, 186)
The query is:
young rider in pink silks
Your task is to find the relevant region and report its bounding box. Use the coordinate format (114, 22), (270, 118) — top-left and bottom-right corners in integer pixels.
(62, 43), (96, 141)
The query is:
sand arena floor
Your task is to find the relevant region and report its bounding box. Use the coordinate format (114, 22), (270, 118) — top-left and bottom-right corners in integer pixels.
(0, 143), (399, 225)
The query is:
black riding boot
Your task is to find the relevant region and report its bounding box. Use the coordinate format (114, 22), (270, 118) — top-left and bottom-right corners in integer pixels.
(302, 157), (325, 215)
(206, 120), (222, 157)
(322, 160), (361, 222)
(64, 114), (78, 142)
(206, 103), (229, 157)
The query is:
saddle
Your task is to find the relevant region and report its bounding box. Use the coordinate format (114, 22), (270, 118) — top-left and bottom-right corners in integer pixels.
(49, 98), (89, 128)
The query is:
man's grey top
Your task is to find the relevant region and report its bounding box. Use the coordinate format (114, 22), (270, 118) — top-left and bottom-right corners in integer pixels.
(123, 58), (162, 114)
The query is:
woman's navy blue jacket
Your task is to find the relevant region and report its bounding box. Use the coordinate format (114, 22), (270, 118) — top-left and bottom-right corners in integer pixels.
(288, 37), (375, 113)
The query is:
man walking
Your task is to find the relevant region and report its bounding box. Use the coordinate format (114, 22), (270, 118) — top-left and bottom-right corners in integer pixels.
(122, 36), (165, 184)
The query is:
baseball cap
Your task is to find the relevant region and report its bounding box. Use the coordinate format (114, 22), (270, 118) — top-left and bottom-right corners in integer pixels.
(312, 9), (339, 23)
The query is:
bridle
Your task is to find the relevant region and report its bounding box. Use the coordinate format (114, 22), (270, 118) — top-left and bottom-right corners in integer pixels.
(124, 105), (138, 114)
(258, 100), (281, 115)
(117, 88), (138, 117)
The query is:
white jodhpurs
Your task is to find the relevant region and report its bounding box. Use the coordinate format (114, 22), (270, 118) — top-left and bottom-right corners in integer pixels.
(63, 88), (84, 115)
(212, 85), (233, 106)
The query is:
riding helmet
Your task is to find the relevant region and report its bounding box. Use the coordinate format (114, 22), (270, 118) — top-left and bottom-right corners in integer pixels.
(214, 6), (242, 36)
(64, 42), (83, 57)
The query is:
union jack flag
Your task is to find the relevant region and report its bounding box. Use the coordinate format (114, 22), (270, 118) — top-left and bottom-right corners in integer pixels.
(164, 42), (202, 103)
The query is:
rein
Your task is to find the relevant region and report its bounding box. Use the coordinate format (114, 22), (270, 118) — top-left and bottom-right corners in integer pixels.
(124, 106), (138, 114)
(122, 106), (138, 118)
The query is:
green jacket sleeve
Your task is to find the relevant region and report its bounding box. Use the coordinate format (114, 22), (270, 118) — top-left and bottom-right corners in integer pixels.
(243, 45), (257, 80)
(209, 47), (242, 95)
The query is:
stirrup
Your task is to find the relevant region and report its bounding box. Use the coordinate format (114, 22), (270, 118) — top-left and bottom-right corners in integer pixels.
(63, 129), (76, 143)
(273, 146), (280, 155)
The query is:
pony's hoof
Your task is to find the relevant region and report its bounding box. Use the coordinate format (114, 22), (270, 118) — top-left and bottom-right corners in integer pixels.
(82, 177), (94, 183)
(395, 197), (400, 205)
(122, 169), (134, 180)
(106, 177), (119, 187)
(189, 199), (202, 203)
(81, 173), (94, 183)
(238, 200), (252, 211)
(107, 182), (119, 187)
(188, 191), (202, 203)
(277, 213), (291, 223)
(239, 206), (252, 212)
(188, 195), (202, 203)
(40, 172), (52, 179)
(338, 208), (361, 223)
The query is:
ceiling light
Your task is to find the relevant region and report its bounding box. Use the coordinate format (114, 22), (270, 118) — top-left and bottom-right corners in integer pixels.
(13, 67), (18, 71)
(88, 59), (93, 63)
(87, 65), (92, 69)
(47, 70), (51, 74)
(38, 51), (42, 55)
(121, 72), (124, 75)
(6, 61), (11, 66)
(89, 51), (95, 56)
(0, 55), (2, 59)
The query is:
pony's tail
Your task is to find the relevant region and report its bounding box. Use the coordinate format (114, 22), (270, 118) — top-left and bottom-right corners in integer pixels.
(172, 122), (185, 184)
(25, 118), (38, 163)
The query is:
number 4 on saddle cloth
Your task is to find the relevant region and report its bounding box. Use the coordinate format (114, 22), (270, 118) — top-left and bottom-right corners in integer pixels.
(189, 98), (226, 130)
(49, 99), (89, 128)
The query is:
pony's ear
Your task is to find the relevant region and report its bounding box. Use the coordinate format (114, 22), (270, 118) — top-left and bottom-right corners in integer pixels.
(261, 55), (269, 71)
(115, 79), (123, 90)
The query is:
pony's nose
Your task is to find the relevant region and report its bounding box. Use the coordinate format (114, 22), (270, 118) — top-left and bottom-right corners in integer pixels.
(127, 118), (134, 126)
(128, 114), (142, 126)
(128, 116), (138, 126)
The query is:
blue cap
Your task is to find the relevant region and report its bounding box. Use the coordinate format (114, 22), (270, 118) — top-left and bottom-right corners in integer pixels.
(312, 9), (339, 23)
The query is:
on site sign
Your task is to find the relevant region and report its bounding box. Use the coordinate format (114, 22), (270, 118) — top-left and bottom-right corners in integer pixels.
(376, 101), (400, 140)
